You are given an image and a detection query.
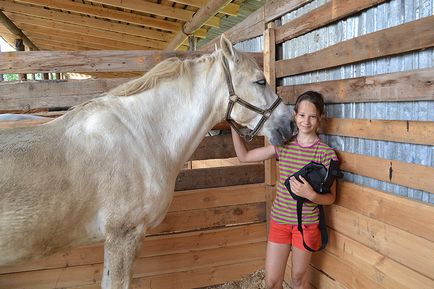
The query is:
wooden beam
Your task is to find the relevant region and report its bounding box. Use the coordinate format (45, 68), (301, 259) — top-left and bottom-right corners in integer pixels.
(6, 13), (167, 49)
(263, 23), (277, 187)
(264, 0), (312, 23)
(277, 68), (434, 103)
(171, 0), (240, 16)
(166, 0), (231, 50)
(338, 150), (434, 193)
(276, 15), (434, 77)
(0, 50), (207, 74)
(21, 28), (156, 51)
(88, 0), (220, 28)
(201, 6), (265, 51)
(0, 0), (197, 40)
(0, 10), (38, 50)
(0, 50), (262, 74)
(275, 0), (387, 44)
(322, 118), (434, 146)
(12, 0), (217, 32)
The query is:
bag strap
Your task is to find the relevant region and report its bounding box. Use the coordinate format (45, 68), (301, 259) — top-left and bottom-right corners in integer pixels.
(296, 201), (328, 252)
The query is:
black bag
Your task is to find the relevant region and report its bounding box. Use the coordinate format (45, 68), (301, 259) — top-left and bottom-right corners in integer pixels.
(284, 159), (343, 252)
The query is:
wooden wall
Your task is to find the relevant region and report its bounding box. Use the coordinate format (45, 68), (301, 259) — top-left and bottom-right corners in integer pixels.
(0, 51), (267, 288)
(203, 0), (434, 288)
(267, 1), (434, 288)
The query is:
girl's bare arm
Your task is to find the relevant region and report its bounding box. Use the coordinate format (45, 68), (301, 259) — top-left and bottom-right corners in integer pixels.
(231, 127), (276, 162)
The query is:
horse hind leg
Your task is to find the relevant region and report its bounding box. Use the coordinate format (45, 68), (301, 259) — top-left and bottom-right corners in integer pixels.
(101, 224), (144, 289)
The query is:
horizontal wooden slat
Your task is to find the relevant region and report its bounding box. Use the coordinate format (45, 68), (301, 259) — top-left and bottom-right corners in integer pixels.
(71, 259), (264, 289)
(338, 151), (434, 193)
(171, 183), (266, 212)
(336, 181), (434, 242)
(277, 68), (434, 103)
(0, 242), (265, 289)
(149, 202), (266, 234)
(312, 229), (434, 289)
(0, 51), (263, 74)
(264, 0), (312, 23)
(276, 15), (434, 77)
(191, 134), (264, 161)
(322, 118), (434, 146)
(327, 204), (434, 279)
(0, 222), (266, 274)
(175, 164), (265, 191)
(275, 0), (387, 44)
(0, 78), (127, 112)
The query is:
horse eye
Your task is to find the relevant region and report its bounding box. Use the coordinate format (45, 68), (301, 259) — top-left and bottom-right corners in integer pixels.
(255, 79), (266, 85)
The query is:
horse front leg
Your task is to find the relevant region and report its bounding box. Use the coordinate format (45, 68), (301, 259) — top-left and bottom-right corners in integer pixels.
(101, 224), (144, 289)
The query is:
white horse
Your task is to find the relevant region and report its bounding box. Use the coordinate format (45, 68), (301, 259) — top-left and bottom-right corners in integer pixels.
(0, 36), (292, 288)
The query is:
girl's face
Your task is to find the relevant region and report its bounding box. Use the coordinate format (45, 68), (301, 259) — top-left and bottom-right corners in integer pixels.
(294, 100), (321, 135)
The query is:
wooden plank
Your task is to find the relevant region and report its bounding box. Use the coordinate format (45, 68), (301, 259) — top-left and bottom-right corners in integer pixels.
(277, 68), (434, 103)
(336, 181), (434, 242)
(200, 7), (265, 51)
(263, 25), (277, 186)
(0, 223), (266, 274)
(170, 184), (266, 212)
(313, 229), (434, 289)
(275, 0), (387, 44)
(0, 50), (263, 74)
(338, 151), (434, 193)
(190, 134), (264, 161)
(175, 164), (265, 191)
(264, 0), (312, 23)
(0, 50), (206, 74)
(322, 118), (434, 146)
(149, 202), (266, 234)
(0, 242), (265, 289)
(327, 205), (434, 279)
(312, 249), (382, 289)
(285, 255), (347, 289)
(0, 78), (127, 112)
(69, 259), (264, 289)
(276, 15), (434, 77)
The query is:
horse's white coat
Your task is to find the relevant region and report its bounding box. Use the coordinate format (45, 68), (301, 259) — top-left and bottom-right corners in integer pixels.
(0, 36), (292, 288)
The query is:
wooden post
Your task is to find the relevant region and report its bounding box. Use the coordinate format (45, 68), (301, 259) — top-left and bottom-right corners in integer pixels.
(165, 0), (231, 50)
(263, 22), (277, 231)
(15, 39), (27, 81)
(264, 23), (277, 186)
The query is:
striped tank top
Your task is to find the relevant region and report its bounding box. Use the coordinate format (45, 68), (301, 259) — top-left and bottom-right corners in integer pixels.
(271, 137), (338, 225)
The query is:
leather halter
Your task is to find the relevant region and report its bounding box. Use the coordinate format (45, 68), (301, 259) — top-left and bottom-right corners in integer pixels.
(222, 56), (282, 142)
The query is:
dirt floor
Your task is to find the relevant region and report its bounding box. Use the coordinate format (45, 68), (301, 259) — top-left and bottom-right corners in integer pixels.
(201, 269), (291, 289)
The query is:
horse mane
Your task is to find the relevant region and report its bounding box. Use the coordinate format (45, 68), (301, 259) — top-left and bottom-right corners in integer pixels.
(108, 53), (221, 97)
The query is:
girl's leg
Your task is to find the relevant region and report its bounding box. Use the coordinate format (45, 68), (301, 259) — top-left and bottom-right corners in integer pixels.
(265, 241), (291, 289)
(291, 246), (312, 289)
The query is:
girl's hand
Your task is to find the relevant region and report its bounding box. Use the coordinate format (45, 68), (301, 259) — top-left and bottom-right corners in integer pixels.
(289, 176), (315, 200)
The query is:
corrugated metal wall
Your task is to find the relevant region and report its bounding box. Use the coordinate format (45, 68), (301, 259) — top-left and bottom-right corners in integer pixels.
(235, 0), (434, 204)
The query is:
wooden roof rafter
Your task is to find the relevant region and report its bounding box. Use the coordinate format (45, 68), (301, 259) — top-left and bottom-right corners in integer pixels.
(0, 0), (254, 52)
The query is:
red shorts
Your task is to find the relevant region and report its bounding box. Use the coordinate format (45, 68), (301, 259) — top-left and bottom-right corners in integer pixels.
(268, 219), (320, 251)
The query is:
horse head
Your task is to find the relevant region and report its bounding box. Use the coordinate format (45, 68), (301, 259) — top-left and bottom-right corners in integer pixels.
(219, 35), (293, 146)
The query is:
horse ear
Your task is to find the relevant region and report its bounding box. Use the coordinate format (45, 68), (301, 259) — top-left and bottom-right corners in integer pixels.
(220, 34), (238, 62)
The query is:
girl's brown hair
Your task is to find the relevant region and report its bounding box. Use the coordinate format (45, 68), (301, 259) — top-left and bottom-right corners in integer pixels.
(294, 91), (325, 116)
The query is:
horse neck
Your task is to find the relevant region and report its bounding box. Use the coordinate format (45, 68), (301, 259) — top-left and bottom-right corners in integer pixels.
(128, 58), (228, 168)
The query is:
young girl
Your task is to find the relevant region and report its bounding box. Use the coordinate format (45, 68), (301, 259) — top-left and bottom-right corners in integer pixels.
(231, 91), (338, 289)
